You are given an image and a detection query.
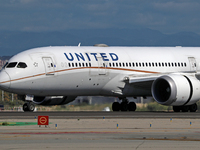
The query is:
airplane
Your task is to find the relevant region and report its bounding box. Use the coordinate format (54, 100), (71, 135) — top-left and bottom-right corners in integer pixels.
(0, 44), (200, 112)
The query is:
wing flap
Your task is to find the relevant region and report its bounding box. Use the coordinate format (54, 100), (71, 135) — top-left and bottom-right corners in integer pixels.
(125, 74), (161, 83)
(123, 74), (162, 90)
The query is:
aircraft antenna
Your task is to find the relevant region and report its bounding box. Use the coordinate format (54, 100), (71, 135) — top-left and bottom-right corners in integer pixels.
(78, 43), (81, 47)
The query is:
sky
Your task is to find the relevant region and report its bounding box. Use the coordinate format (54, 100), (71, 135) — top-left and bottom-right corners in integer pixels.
(1, 0), (200, 34)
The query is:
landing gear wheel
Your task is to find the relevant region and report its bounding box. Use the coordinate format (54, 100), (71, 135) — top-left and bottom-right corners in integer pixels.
(173, 106), (181, 112)
(182, 106), (189, 112)
(27, 103), (35, 112)
(23, 103), (29, 112)
(112, 102), (120, 111)
(121, 102), (128, 111)
(128, 102), (136, 111)
(189, 103), (197, 112)
(23, 103), (35, 112)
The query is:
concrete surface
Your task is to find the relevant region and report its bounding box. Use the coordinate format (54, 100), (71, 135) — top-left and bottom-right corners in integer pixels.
(0, 118), (200, 149)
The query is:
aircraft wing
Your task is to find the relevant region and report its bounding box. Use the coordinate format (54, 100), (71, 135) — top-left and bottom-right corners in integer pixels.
(125, 73), (162, 83)
(123, 74), (162, 89)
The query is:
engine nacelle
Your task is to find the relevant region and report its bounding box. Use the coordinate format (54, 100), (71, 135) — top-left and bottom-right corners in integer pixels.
(32, 96), (77, 105)
(152, 74), (200, 106)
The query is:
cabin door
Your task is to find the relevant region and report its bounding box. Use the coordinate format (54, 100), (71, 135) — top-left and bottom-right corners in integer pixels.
(89, 54), (107, 76)
(42, 57), (55, 75)
(188, 57), (197, 72)
(97, 56), (106, 75)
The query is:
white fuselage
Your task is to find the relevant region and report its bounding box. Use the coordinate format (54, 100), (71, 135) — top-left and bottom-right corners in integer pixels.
(0, 46), (199, 98)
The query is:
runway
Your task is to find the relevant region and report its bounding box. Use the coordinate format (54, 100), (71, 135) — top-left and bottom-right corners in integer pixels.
(1, 111), (200, 150)
(0, 111), (200, 119)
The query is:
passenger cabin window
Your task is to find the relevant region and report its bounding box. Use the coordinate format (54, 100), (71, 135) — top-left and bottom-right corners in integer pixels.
(6, 62), (17, 68)
(17, 62), (27, 68)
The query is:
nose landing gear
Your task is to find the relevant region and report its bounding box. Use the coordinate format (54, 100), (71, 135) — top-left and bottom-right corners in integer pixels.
(112, 98), (136, 112)
(23, 102), (35, 112)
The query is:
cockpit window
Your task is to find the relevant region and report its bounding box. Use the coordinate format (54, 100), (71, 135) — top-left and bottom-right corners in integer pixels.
(17, 62), (27, 68)
(6, 62), (17, 68)
(2, 62), (8, 69)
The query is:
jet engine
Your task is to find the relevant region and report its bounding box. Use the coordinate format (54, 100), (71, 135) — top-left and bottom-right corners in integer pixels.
(151, 74), (200, 106)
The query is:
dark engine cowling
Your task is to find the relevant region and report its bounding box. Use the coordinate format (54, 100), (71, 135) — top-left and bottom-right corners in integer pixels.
(151, 74), (200, 106)
(32, 96), (77, 105)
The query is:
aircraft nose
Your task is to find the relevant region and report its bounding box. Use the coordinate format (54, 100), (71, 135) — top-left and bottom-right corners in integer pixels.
(0, 71), (11, 90)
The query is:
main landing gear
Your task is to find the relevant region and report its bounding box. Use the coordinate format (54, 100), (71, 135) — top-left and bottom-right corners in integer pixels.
(23, 102), (35, 112)
(173, 103), (198, 112)
(112, 98), (136, 111)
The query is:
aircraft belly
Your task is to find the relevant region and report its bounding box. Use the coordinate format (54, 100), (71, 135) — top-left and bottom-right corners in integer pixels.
(9, 76), (45, 95)
(32, 71), (111, 96)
